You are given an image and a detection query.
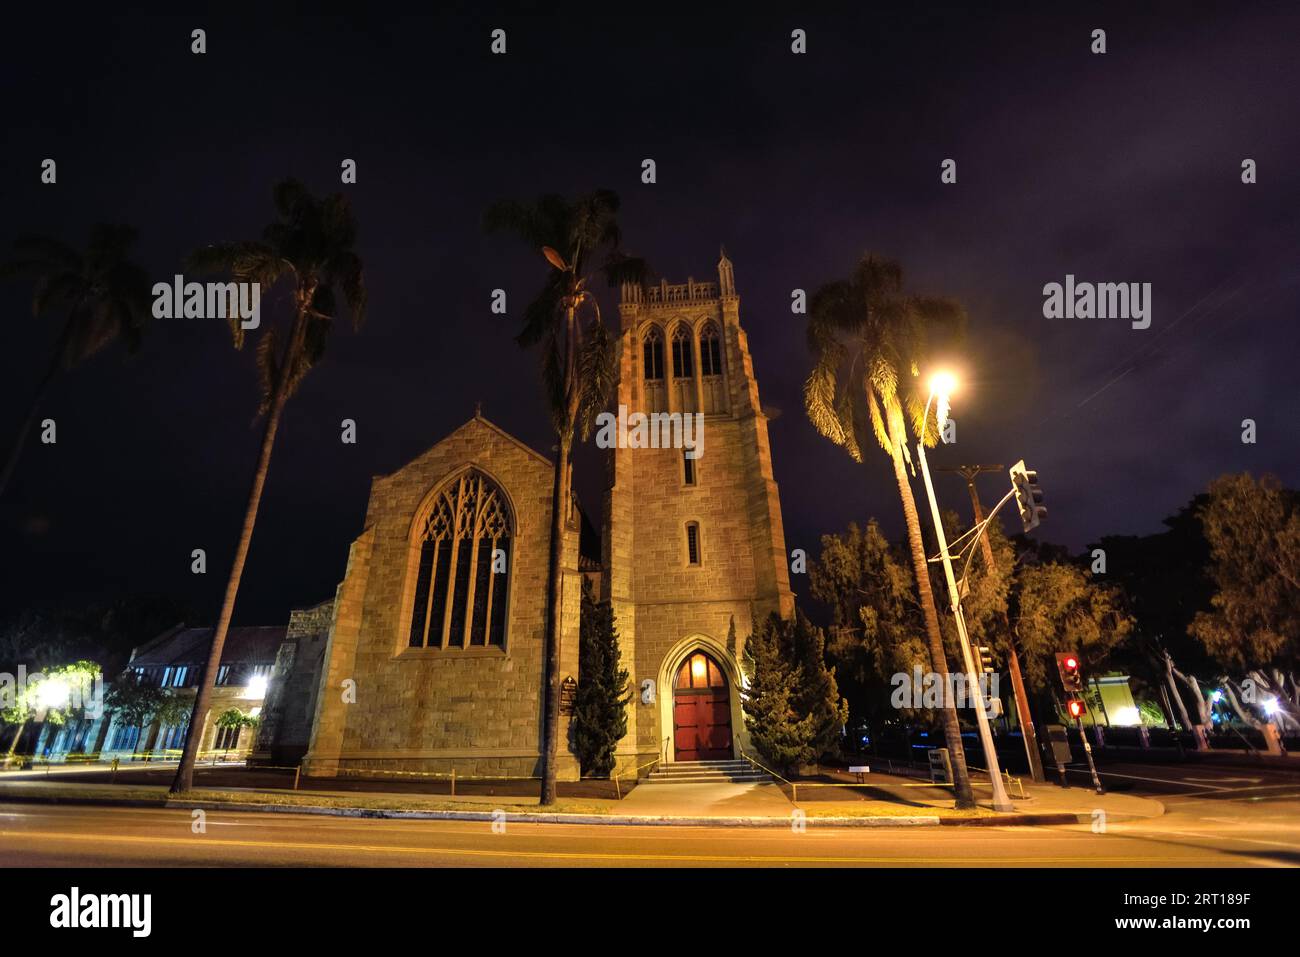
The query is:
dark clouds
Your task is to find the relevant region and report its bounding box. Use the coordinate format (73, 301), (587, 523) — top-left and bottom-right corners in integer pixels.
(2, 4), (1297, 624)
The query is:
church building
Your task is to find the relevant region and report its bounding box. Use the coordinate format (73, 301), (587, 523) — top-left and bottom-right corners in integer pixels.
(301, 252), (793, 781)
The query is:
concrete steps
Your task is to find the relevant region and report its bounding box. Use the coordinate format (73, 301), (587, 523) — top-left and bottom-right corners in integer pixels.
(644, 759), (772, 785)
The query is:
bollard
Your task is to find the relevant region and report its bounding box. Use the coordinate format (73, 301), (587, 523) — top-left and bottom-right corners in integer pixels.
(451, 768), (456, 797)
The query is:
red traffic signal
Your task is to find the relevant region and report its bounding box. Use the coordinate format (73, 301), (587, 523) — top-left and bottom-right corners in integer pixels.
(1067, 698), (1087, 719)
(1055, 651), (1083, 694)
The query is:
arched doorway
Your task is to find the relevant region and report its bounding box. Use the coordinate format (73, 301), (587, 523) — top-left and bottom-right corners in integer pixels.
(672, 651), (733, 761)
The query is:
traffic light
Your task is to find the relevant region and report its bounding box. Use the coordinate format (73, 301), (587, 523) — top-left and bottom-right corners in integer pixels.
(975, 645), (995, 674)
(1009, 460), (1047, 532)
(1066, 698), (1088, 719)
(1055, 651), (1083, 694)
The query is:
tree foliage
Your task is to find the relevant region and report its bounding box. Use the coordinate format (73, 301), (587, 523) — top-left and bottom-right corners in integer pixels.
(742, 611), (848, 774)
(571, 582), (630, 778)
(104, 672), (189, 730)
(1014, 563), (1134, 690)
(188, 179), (367, 415)
(483, 190), (646, 441)
(1, 660), (102, 727)
(810, 520), (929, 721)
(1189, 473), (1300, 671)
(0, 224), (152, 495)
(803, 253), (965, 465)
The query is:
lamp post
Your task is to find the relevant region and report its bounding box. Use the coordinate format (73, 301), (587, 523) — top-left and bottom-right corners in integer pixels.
(916, 374), (1015, 812)
(938, 463), (1046, 784)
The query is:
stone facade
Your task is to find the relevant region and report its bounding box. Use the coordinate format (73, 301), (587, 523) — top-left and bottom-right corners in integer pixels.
(602, 252), (795, 772)
(298, 253), (791, 782)
(302, 416), (584, 780)
(250, 600), (333, 765)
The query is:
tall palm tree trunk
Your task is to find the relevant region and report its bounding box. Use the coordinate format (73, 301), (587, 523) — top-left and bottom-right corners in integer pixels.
(539, 434), (571, 805)
(540, 303), (582, 806)
(888, 434), (976, 809)
(169, 308), (305, 794)
(0, 328), (68, 498)
(5, 719), (29, 761)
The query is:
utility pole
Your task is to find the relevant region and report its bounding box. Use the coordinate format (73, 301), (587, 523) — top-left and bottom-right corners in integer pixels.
(917, 447), (1015, 812)
(940, 464), (1045, 783)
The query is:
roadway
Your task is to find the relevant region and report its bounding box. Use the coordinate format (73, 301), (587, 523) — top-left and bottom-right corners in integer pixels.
(1, 760), (1297, 867)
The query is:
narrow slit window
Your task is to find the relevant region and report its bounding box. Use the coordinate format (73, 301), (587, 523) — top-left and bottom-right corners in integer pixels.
(683, 451), (696, 486)
(686, 522), (701, 565)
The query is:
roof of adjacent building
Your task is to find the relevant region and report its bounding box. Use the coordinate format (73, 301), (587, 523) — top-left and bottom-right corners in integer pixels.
(129, 625), (286, 668)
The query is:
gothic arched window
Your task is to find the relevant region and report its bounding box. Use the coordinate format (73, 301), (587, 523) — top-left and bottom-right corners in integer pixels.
(671, 324), (694, 378)
(700, 322), (723, 376)
(674, 651), (725, 689)
(408, 470), (512, 649)
(642, 326), (664, 381)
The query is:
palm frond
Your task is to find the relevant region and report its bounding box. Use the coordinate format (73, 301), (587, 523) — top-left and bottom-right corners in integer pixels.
(31, 272), (85, 317)
(4, 235), (81, 276)
(539, 328), (566, 433)
(272, 179), (314, 223)
(575, 319), (615, 441)
(515, 272), (565, 349)
(254, 328), (282, 414)
(803, 360), (851, 454)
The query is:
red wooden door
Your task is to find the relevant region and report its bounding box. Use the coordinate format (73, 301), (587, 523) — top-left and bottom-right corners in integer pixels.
(672, 652), (732, 761)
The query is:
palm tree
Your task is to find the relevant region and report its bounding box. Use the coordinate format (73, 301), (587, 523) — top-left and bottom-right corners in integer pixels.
(803, 253), (976, 808)
(484, 190), (645, 805)
(0, 225), (151, 497)
(169, 179), (366, 794)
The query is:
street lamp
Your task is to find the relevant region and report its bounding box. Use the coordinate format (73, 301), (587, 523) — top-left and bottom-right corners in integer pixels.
(916, 373), (1015, 812)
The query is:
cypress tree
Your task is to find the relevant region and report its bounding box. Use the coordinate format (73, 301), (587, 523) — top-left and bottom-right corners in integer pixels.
(791, 609), (850, 760)
(742, 610), (848, 775)
(571, 581), (630, 777)
(742, 613), (815, 775)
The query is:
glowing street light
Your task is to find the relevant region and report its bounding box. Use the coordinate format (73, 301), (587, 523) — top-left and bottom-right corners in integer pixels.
(36, 676), (71, 711)
(928, 370), (957, 400)
(243, 674), (269, 700)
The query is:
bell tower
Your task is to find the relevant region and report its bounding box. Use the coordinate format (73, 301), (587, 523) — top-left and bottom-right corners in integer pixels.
(602, 249), (794, 769)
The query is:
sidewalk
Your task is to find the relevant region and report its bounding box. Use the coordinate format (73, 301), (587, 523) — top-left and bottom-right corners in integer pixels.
(618, 780), (794, 817)
(782, 769), (1165, 822)
(0, 769), (1159, 826)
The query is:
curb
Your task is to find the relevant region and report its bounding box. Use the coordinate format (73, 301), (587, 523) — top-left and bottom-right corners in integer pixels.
(170, 799), (947, 826)
(0, 790), (1129, 828)
(939, 812), (1084, 826)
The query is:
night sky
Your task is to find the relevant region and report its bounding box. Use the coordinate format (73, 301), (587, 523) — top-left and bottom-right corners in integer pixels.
(2, 5), (1298, 628)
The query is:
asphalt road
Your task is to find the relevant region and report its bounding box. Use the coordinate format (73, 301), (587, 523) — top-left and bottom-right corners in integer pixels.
(1, 761), (1297, 867)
